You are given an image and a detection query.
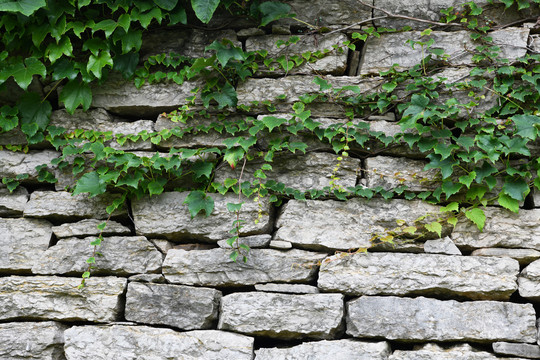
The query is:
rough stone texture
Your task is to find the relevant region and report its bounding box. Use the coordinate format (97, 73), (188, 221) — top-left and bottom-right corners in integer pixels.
(493, 342), (540, 359)
(255, 339), (391, 360)
(274, 198), (446, 251)
(318, 252), (518, 300)
(215, 152), (360, 192)
(52, 219), (131, 238)
(370, 240), (425, 253)
(390, 343), (523, 360)
(163, 248), (325, 286)
(32, 236), (162, 276)
(424, 237), (462, 255)
(218, 292), (344, 340)
(518, 259), (540, 301)
(0, 218), (52, 273)
(64, 325), (254, 360)
(347, 296), (537, 342)
(278, 0), (373, 26)
(0, 321), (67, 360)
(359, 28), (529, 75)
(132, 191), (272, 241)
(0, 186), (28, 216)
(0, 276), (127, 322)
(255, 283), (320, 294)
(217, 234), (272, 249)
(269, 240), (293, 249)
(365, 156), (440, 192)
(128, 274), (166, 283)
(472, 248), (540, 266)
(246, 33), (348, 75)
(452, 207), (540, 251)
(24, 191), (128, 220)
(0, 150), (60, 182)
(125, 282), (221, 330)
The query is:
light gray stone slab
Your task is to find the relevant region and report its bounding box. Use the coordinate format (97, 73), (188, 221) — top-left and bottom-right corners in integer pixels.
(255, 283), (320, 294)
(0, 150), (60, 182)
(277, 0), (373, 26)
(125, 282), (221, 330)
(0, 321), (67, 360)
(370, 240), (425, 253)
(128, 274), (166, 283)
(493, 341), (540, 359)
(0, 276), (127, 322)
(318, 252), (518, 300)
(518, 259), (540, 301)
(347, 296), (537, 342)
(390, 343), (523, 360)
(218, 292), (344, 340)
(424, 237), (462, 255)
(163, 248), (325, 286)
(0, 186), (28, 216)
(132, 191), (272, 241)
(52, 219), (131, 238)
(32, 236), (162, 276)
(274, 198), (446, 251)
(64, 325), (254, 360)
(472, 248), (540, 266)
(269, 240), (293, 249)
(359, 28), (529, 75)
(452, 207), (540, 251)
(0, 218), (52, 273)
(24, 191), (128, 220)
(255, 339), (391, 360)
(217, 234), (272, 249)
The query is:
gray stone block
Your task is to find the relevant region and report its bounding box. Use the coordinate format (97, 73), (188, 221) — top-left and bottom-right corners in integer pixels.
(390, 343), (523, 360)
(424, 237), (462, 255)
(0, 321), (67, 360)
(255, 283), (320, 294)
(217, 234), (272, 249)
(0, 186), (28, 217)
(472, 248), (540, 266)
(52, 219), (131, 238)
(493, 341), (540, 359)
(278, 0), (373, 26)
(518, 259), (540, 301)
(0, 150), (60, 182)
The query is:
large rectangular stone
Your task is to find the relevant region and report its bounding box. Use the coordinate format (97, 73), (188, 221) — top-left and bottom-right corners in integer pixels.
(0, 276), (126, 322)
(318, 252), (519, 300)
(0, 187), (28, 217)
(0, 150), (60, 182)
(390, 343), (523, 360)
(218, 292), (344, 340)
(163, 248), (325, 286)
(347, 296), (537, 342)
(0, 321), (67, 360)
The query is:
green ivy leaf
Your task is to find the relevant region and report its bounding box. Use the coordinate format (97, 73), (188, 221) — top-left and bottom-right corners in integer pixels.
(191, 0), (220, 23)
(87, 50), (114, 79)
(313, 76), (331, 91)
(2, 57), (46, 90)
(18, 92), (51, 134)
(458, 171), (476, 188)
(226, 202), (243, 212)
(425, 221), (442, 237)
(442, 181), (462, 197)
(45, 37), (73, 64)
(206, 41), (246, 67)
(169, 6), (187, 24)
(73, 171), (106, 197)
(258, 1), (293, 26)
(51, 58), (78, 81)
(512, 114), (540, 140)
(502, 177), (529, 201)
(154, 0), (178, 10)
(59, 80), (92, 114)
(183, 190), (214, 218)
(92, 19), (118, 38)
(465, 208), (486, 231)
(498, 192), (520, 213)
(0, 0), (46, 16)
(147, 178), (167, 196)
(262, 116), (287, 132)
(118, 30), (142, 54)
(192, 161), (214, 179)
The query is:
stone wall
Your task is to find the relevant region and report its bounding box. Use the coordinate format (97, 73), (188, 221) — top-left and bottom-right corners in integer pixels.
(2, 1), (540, 359)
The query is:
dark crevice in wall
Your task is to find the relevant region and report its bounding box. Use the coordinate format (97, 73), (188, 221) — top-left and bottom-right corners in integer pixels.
(124, 197), (137, 236)
(216, 285), (256, 296)
(253, 336), (305, 351)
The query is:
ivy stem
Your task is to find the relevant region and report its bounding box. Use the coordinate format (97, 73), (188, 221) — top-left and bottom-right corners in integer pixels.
(42, 79), (63, 103)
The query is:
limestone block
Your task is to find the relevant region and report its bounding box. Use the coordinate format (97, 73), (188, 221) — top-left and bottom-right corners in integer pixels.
(217, 234), (272, 249)
(215, 152), (360, 192)
(278, 0), (373, 26)
(0, 321), (67, 360)
(0, 186), (28, 216)
(359, 28), (529, 75)
(0, 276), (126, 322)
(255, 283), (319, 294)
(128, 274), (166, 283)
(24, 191), (127, 220)
(318, 252), (518, 300)
(493, 342), (540, 359)
(452, 207), (540, 251)
(0, 218), (52, 273)
(518, 259), (540, 301)
(163, 248), (325, 286)
(347, 296), (537, 342)
(365, 156), (440, 191)
(52, 219), (131, 238)
(274, 198), (446, 251)
(125, 282), (220, 329)
(255, 339), (391, 360)
(472, 248), (540, 266)
(218, 292), (344, 340)
(32, 236), (162, 276)
(245, 33), (348, 75)
(424, 237), (462, 255)
(0, 150), (59, 182)
(132, 191), (272, 241)
(390, 343), (523, 360)
(64, 325), (254, 360)
(269, 240), (293, 249)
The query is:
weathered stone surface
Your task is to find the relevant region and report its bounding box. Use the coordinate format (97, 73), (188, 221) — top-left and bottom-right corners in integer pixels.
(163, 248), (325, 286)
(217, 234), (272, 249)
(125, 282), (221, 330)
(219, 292), (344, 339)
(518, 259), (540, 301)
(132, 191), (272, 241)
(52, 219), (131, 238)
(128, 273), (166, 283)
(452, 207), (540, 251)
(390, 343), (523, 360)
(0, 150), (59, 181)
(215, 152), (360, 192)
(424, 237), (462, 255)
(0, 186), (28, 216)
(0, 321), (67, 360)
(370, 240), (425, 253)
(365, 156), (439, 191)
(255, 339), (391, 360)
(274, 198), (446, 251)
(0, 276), (126, 322)
(269, 240), (293, 249)
(347, 296), (537, 342)
(278, 0), (373, 26)
(318, 252), (518, 300)
(0, 218), (52, 273)
(359, 28), (529, 75)
(246, 33), (348, 75)
(255, 283), (320, 294)
(472, 248), (540, 266)
(32, 236), (162, 276)
(24, 191), (127, 220)
(64, 325), (254, 360)
(493, 342), (540, 359)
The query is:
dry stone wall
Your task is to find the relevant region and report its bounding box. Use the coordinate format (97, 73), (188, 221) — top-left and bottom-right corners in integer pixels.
(3, 1), (540, 359)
